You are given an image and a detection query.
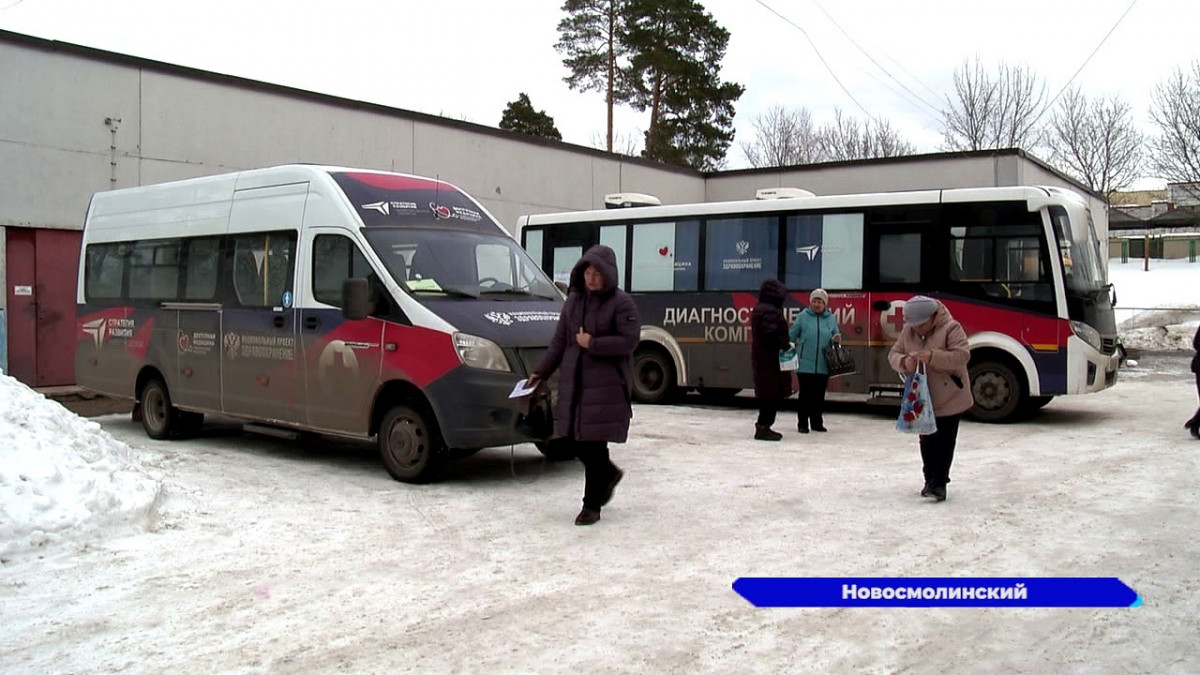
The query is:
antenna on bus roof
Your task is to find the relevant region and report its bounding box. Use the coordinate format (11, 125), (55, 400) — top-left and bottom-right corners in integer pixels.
(756, 187), (816, 200)
(604, 193), (662, 209)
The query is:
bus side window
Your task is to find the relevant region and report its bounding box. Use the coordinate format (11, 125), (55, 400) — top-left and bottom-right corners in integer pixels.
(946, 203), (1052, 305)
(877, 232), (922, 284)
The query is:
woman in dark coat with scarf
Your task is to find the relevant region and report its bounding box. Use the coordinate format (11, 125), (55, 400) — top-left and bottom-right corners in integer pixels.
(750, 278), (792, 441)
(528, 245), (640, 525)
(1186, 324), (1200, 439)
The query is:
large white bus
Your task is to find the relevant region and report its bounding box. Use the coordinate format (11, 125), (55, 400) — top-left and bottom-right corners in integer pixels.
(76, 165), (563, 482)
(518, 185), (1120, 422)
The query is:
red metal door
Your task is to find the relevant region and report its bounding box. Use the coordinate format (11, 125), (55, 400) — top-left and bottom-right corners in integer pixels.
(5, 229), (37, 385)
(35, 229), (83, 386)
(4, 227), (82, 388)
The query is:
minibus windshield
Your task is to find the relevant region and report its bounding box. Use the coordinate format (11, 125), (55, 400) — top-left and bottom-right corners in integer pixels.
(363, 228), (558, 300)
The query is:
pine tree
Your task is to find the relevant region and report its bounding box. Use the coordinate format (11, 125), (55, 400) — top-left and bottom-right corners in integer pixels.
(622, 0), (743, 171)
(555, 0), (631, 152)
(499, 93), (563, 141)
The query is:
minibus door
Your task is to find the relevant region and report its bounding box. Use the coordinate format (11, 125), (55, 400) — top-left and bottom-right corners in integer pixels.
(299, 231), (385, 434)
(220, 228), (304, 423)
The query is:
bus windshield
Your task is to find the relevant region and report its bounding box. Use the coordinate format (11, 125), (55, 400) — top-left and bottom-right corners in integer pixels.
(364, 228), (559, 299)
(1050, 206), (1107, 293)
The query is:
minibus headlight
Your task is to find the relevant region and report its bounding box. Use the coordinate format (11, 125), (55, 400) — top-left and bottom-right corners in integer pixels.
(1070, 321), (1102, 352)
(453, 333), (511, 372)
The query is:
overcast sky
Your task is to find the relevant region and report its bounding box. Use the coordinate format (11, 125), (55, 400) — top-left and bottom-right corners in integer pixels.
(2, 0), (1197, 182)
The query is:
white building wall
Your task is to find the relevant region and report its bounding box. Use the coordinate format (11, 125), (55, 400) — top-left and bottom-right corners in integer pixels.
(0, 28), (1107, 360)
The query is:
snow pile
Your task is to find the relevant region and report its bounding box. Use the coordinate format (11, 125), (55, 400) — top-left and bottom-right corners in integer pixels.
(0, 370), (162, 561)
(1110, 258), (1200, 352)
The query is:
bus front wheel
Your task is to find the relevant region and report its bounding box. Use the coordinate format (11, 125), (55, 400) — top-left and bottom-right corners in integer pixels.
(968, 360), (1024, 423)
(633, 348), (675, 404)
(379, 402), (447, 483)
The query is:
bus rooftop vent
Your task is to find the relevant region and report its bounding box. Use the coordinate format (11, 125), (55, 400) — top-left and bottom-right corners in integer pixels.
(604, 193), (662, 209)
(756, 187), (816, 200)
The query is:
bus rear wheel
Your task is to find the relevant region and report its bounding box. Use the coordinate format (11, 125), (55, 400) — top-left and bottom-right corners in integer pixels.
(379, 402), (447, 483)
(633, 348), (675, 404)
(968, 360), (1024, 423)
(140, 378), (181, 440)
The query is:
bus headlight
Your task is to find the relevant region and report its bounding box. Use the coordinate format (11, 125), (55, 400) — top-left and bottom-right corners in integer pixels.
(1070, 321), (1102, 352)
(453, 333), (512, 372)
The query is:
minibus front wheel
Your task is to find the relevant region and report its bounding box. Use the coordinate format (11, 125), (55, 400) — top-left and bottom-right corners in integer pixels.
(378, 402), (447, 483)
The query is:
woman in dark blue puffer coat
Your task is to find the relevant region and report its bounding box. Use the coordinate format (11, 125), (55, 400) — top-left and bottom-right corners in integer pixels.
(529, 245), (640, 525)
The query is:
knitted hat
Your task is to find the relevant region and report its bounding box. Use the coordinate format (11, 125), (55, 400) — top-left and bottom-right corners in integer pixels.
(809, 288), (829, 304)
(903, 295), (938, 325)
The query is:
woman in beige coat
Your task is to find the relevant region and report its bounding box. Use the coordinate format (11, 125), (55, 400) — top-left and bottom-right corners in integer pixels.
(887, 296), (974, 502)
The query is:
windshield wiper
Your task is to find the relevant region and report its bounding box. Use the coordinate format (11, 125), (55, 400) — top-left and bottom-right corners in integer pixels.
(480, 287), (556, 300)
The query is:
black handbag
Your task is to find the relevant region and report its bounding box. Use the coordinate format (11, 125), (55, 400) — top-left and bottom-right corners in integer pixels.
(823, 343), (856, 377)
(515, 381), (555, 440)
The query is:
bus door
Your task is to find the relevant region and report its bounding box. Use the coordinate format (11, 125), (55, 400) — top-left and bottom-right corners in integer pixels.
(864, 206), (940, 392)
(220, 224), (303, 424)
(172, 237), (224, 412)
(299, 231), (386, 433)
(823, 291), (870, 396)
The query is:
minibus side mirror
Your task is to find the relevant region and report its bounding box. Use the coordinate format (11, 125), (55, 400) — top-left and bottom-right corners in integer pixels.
(343, 278), (372, 321)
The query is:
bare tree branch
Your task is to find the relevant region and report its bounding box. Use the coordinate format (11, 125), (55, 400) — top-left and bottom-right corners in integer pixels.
(1047, 87), (1143, 198)
(1148, 60), (1200, 191)
(941, 57), (1046, 151)
(739, 105), (821, 167)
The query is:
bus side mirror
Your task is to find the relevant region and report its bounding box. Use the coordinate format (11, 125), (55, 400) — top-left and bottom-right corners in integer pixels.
(554, 280), (569, 295)
(343, 278), (372, 320)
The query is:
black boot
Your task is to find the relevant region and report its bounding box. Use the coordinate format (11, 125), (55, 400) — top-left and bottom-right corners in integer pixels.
(920, 482), (932, 497)
(575, 507), (601, 526)
(1186, 411), (1200, 439)
(930, 485), (947, 502)
(755, 425), (782, 441)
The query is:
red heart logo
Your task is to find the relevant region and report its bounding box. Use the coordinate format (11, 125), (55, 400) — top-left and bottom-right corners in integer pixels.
(658, 246), (669, 256)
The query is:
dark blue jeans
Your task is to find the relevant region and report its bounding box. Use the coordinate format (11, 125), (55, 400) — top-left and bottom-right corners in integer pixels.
(919, 414), (962, 488)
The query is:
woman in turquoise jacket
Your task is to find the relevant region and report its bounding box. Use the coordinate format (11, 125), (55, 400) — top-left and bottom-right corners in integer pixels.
(788, 288), (841, 432)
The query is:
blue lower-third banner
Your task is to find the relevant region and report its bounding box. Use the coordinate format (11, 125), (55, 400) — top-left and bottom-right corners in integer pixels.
(732, 577), (1141, 608)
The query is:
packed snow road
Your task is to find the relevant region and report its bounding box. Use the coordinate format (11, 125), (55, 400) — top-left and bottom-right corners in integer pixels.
(2, 364), (1199, 673)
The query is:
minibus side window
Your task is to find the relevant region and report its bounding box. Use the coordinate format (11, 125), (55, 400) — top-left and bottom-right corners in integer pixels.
(84, 244), (126, 302)
(312, 234), (374, 308)
(128, 239), (182, 301)
(183, 238), (221, 301)
(231, 232), (296, 308)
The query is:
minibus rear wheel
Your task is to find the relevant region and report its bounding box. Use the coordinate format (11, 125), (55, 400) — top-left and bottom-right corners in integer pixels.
(379, 403), (447, 483)
(140, 377), (181, 440)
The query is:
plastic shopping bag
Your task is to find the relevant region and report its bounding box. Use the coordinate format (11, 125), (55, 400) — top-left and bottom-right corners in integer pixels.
(896, 363), (937, 435)
(779, 346), (798, 371)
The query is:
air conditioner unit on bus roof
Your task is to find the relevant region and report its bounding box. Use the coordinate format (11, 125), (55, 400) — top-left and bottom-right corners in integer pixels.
(604, 192), (662, 209)
(756, 187), (816, 200)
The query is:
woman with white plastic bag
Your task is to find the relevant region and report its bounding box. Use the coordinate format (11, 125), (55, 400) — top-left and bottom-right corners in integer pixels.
(887, 296), (973, 502)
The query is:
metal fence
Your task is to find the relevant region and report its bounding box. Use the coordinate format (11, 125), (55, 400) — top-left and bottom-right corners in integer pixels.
(1114, 306), (1200, 330)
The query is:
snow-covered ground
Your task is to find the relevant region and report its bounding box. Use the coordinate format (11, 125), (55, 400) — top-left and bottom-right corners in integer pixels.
(1, 258), (1198, 673)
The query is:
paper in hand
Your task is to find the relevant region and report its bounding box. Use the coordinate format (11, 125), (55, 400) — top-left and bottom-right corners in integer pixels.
(508, 379), (538, 398)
